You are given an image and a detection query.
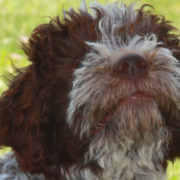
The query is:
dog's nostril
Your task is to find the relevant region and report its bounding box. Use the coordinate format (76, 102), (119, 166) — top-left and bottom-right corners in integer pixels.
(114, 54), (148, 79)
(119, 62), (129, 71)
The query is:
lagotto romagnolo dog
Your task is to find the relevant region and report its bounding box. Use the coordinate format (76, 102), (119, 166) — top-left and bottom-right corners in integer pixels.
(0, 1), (180, 180)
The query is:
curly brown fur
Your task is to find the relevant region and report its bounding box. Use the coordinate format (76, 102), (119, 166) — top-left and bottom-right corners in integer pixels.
(0, 1), (180, 180)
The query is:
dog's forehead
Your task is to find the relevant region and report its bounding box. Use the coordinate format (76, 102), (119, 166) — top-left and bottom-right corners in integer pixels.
(77, 2), (176, 61)
(59, 1), (180, 65)
(85, 36), (177, 65)
(86, 35), (159, 59)
(85, 2), (137, 47)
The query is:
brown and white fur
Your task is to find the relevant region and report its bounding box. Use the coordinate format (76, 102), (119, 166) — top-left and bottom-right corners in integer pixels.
(0, 1), (180, 180)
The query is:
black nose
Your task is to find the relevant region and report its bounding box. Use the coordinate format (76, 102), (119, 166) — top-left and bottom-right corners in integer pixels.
(114, 54), (148, 79)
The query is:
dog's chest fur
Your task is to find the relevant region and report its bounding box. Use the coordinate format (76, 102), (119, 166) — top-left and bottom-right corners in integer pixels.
(99, 147), (165, 180)
(0, 146), (166, 180)
(62, 133), (167, 180)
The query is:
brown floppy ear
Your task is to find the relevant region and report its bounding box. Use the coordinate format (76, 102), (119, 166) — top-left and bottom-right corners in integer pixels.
(0, 17), (75, 174)
(0, 7), (96, 176)
(0, 10), (92, 175)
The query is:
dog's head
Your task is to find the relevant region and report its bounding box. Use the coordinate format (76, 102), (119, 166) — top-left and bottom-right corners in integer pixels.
(1, 2), (180, 180)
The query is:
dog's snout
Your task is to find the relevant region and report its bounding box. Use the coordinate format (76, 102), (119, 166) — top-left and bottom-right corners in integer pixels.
(114, 54), (148, 79)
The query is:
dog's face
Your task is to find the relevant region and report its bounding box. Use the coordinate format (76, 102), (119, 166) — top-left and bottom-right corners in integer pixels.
(68, 35), (179, 139)
(1, 2), (180, 180)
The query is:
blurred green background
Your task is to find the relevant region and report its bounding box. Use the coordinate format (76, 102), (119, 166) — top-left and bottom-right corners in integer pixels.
(0, 0), (180, 179)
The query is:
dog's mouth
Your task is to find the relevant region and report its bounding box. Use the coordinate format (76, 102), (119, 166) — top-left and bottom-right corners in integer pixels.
(107, 92), (152, 118)
(93, 92), (152, 135)
(119, 92), (152, 105)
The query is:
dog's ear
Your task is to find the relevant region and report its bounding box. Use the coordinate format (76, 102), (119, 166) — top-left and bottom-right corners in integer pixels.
(0, 17), (76, 174)
(0, 10), (93, 174)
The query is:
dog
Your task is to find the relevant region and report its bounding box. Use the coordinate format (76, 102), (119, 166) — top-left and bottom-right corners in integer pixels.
(0, 1), (180, 180)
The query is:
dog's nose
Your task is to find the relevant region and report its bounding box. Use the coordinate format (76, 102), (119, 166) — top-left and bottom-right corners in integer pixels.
(114, 54), (148, 79)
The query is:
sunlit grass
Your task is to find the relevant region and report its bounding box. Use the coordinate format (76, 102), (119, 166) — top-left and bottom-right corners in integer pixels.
(168, 160), (180, 180)
(1, 0), (180, 179)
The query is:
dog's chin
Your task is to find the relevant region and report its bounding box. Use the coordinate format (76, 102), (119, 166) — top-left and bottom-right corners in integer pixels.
(98, 93), (169, 143)
(101, 92), (152, 122)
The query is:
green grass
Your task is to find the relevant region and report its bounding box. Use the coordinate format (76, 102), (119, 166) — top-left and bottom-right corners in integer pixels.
(1, 0), (180, 179)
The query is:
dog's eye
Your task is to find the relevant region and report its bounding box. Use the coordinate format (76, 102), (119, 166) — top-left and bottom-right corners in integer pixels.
(78, 61), (85, 68)
(74, 60), (85, 69)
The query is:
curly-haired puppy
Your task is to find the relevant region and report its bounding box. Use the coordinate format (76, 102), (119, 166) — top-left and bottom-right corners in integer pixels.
(0, 1), (180, 180)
